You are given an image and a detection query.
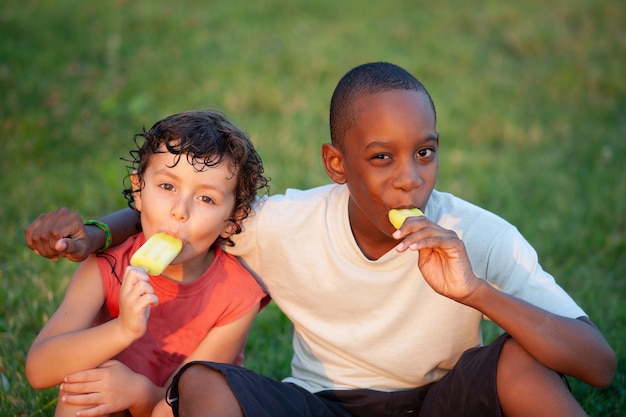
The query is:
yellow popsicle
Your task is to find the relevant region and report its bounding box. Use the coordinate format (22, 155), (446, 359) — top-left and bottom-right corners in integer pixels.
(388, 208), (424, 229)
(130, 232), (183, 275)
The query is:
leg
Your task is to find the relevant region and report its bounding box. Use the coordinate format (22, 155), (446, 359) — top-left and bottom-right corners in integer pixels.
(152, 399), (173, 417)
(54, 387), (81, 417)
(177, 363), (243, 417)
(168, 361), (350, 417)
(497, 338), (587, 417)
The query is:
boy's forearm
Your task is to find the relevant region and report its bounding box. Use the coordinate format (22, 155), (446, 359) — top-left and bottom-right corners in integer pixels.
(467, 280), (616, 386)
(87, 208), (141, 252)
(100, 208), (142, 246)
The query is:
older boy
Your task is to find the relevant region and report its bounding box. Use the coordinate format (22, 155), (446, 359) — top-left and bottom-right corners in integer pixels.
(26, 62), (615, 417)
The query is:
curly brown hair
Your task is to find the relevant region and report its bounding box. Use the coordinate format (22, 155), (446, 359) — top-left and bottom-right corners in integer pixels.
(122, 110), (269, 246)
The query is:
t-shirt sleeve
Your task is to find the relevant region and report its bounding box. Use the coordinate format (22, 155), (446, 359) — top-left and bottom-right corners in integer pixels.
(483, 226), (587, 319)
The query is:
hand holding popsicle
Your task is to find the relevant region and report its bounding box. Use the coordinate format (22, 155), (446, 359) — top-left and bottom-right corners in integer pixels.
(119, 267), (159, 340)
(388, 207), (479, 301)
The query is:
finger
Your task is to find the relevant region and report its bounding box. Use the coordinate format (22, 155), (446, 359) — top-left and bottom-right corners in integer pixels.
(123, 266), (150, 283)
(55, 238), (69, 253)
(143, 292), (159, 308)
(32, 249), (59, 261)
(62, 237), (95, 263)
(30, 226), (64, 258)
(410, 235), (463, 255)
(100, 359), (121, 367)
(391, 216), (433, 240)
(129, 289), (158, 313)
(64, 367), (104, 384)
(61, 380), (96, 395)
(121, 267), (144, 292)
(394, 229), (436, 252)
(119, 271), (157, 324)
(394, 224), (458, 251)
(23, 219), (36, 248)
(121, 269), (153, 304)
(25, 212), (70, 258)
(61, 391), (101, 407)
(39, 237), (64, 258)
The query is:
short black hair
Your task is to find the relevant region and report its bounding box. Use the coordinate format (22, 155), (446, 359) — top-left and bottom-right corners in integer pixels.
(329, 62), (436, 149)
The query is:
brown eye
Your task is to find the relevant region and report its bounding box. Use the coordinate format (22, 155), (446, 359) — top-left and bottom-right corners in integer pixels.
(417, 148), (435, 158)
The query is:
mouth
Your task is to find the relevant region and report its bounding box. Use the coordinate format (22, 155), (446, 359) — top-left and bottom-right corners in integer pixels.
(389, 204), (420, 211)
(387, 207), (425, 229)
(159, 231), (184, 244)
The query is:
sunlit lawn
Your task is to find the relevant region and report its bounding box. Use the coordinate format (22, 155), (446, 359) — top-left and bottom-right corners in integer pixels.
(1, 0), (624, 415)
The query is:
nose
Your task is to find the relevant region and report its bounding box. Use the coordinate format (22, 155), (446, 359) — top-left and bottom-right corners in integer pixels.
(392, 159), (424, 191)
(170, 197), (189, 222)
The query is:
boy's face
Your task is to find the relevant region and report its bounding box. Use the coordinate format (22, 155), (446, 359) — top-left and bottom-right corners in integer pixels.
(326, 89), (439, 257)
(133, 146), (239, 275)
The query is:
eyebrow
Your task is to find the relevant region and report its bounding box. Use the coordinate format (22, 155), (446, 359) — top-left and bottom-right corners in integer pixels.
(364, 135), (438, 150)
(152, 168), (229, 193)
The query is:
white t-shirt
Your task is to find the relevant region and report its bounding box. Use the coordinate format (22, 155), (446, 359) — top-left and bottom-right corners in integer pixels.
(227, 184), (586, 393)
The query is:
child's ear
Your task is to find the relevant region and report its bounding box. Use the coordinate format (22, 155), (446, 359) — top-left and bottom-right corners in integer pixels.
(130, 171), (143, 212)
(321, 142), (346, 184)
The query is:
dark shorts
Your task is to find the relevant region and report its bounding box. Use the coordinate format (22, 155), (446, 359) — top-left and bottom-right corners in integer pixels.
(168, 333), (509, 417)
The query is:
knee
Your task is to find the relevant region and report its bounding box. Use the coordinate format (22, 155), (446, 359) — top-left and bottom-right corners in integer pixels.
(178, 363), (225, 393)
(496, 338), (585, 416)
(177, 364), (243, 417)
(497, 337), (555, 386)
(497, 337), (537, 376)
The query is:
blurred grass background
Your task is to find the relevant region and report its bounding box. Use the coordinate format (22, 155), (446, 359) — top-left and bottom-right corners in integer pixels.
(1, 0), (624, 415)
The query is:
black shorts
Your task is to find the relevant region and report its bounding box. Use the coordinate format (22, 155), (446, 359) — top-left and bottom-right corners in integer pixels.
(167, 333), (509, 417)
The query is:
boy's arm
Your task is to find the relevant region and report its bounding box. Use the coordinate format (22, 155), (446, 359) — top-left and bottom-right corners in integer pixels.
(25, 257), (141, 388)
(466, 281), (616, 387)
(393, 217), (617, 388)
(24, 207), (140, 262)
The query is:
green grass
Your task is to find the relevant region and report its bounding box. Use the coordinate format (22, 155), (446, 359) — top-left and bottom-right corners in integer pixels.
(1, 0), (624, 415)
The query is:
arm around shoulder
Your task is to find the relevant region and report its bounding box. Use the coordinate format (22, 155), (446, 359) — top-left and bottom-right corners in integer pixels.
(24, 207), (140, 262)
(99, 208), (142, 248)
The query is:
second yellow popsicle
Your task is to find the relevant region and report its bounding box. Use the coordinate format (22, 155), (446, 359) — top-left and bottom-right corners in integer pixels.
(388, 208), (424, 229)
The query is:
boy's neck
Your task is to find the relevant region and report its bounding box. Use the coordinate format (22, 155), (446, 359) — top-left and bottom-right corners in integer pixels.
(353, 235), (398, 261)
(161, 245), (217, 284)
(347, 209), (398, 261)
